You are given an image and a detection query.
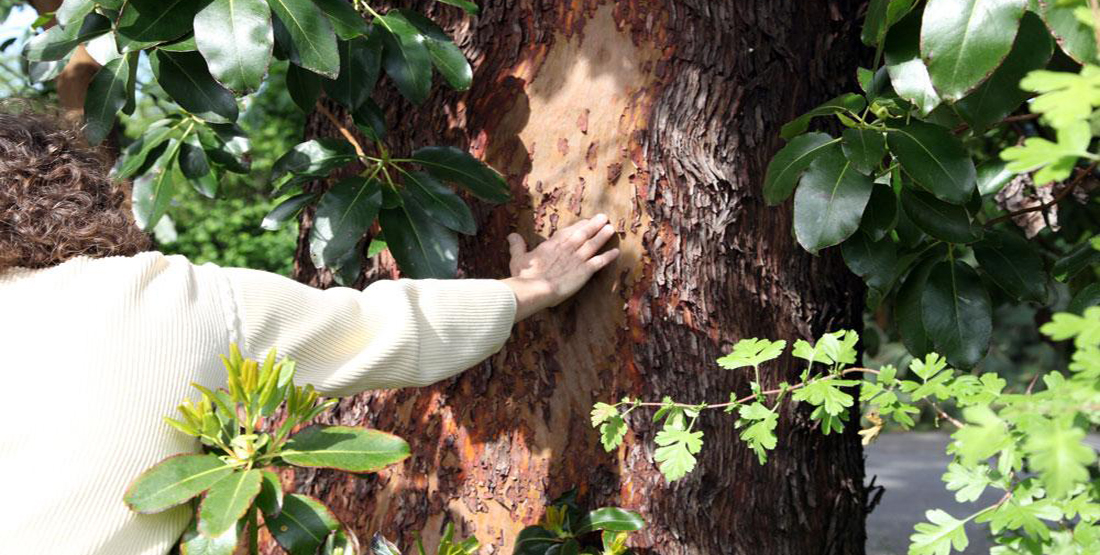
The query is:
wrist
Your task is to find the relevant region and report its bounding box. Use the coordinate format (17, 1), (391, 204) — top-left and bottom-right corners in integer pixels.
(501, 277), (555, 322)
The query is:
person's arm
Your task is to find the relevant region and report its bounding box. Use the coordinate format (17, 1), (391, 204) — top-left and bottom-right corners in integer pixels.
(219, 214), (619, 396)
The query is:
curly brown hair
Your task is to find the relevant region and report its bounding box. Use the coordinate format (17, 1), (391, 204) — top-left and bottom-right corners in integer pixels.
(0, 104), (150, 272)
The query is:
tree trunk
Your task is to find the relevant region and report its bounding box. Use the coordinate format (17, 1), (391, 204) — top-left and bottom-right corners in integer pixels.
(287, 1), (868, 554)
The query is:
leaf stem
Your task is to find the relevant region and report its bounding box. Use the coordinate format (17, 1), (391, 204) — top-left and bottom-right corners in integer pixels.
(248, 504), (259, 555)
(627, 367), (880, 410)
(316, 101), (368, 160)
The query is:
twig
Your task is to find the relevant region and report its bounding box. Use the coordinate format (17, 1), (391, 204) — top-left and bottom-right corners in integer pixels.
(316, 101), (367, 159)
(930, 402), (965, 429)
(952, 112), (1040, 135)
(628, 367), (880, 410)
(984, 162), (1096, 229)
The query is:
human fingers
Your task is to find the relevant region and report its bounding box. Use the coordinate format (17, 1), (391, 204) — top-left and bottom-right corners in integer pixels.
(507, 233), (527, 260)
(561, 213), (609, 248)
(577, 223), (616, 260)
(585, 248), (620, 272)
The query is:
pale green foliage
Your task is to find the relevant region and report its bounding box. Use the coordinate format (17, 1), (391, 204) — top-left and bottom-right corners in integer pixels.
(717, 338), (786, 369)
(909, 509), (969, 555)
(653, 429), (703, 481)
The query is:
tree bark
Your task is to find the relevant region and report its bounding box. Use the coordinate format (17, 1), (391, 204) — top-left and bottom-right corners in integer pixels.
(287, 1), (868, 554)
(27, 0), (100, 120)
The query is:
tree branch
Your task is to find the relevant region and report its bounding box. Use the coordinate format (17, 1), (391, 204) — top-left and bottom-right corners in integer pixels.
(984, 162), (1096, 229)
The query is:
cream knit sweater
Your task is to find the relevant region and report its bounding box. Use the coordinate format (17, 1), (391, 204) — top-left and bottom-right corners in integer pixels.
(0, 252), (516, 555)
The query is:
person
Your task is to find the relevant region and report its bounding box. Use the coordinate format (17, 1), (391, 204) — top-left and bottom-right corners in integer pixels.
(0, 110), (620, 554)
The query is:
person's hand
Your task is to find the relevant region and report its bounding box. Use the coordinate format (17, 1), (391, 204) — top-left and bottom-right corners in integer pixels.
(501, 214), (620, 322)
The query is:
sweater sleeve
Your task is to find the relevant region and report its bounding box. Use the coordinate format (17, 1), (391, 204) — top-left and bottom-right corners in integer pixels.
(218, 268), (517, 396)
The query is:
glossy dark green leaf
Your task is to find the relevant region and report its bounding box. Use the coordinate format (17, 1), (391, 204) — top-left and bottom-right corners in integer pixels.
(435, 0), (479, 15)
(792, 144), (874, 253)
(116, 0), (201, 46)
(973, 229), (1047, 303)
(24, 12), (110, 61)
(841, 128), (886, 174)
(900, 188), (982, 243)
(1067, 283), (1100, 314)
(1038, 0), (1096, 64)
(896, 253), (942, 358)
(198, 469), (262, 538)
(117, 121), (176, 178)
(380, 201), (460, 279)
(201, 123), (252, 173)
(779, 94), (865, 139)
(887, 121), (976, 204)
(513, 527), (557, 555)
(920, 0), (1026, 101)
(1053, 240), (1100, 282)
(286, 63), (322, 112)
(922, 260), (992, 368)
(402, 171), (476, 235)
(151, 50), (239, 123)
(313, 0), (370, 40)
(281, 425), (410, 472)
(83, 54), (131, 145)
(179, 513), (240, 555)
(955, 12), (1054, 130)
(378, 14), (432, 104)
(26, 54), (72, 83)
(267, 494), (340, 555)
(883, 6), (941, 115)
(396, 10), (472, 91)
(352, 99), (386, 141)
(56, 0), (95, 28)
(256, 470), (284, 518)
(132, 139), (184, 231)
(575, 508), (645, 535)
(549, 539), (581, 555)
(123, 454), (234, 513)
(263, 192), (316, 231)
(266, 0), (340, 78)
(180, 135), (217, 198)
(330, 245), (363, 286)
(272, 138), (356, 179)
(975, 160), (1014, 196)
(194, 0), (274, 94)
(307, 177), (382, 268)
(861, 0), (918, 45)
(411, 146), (510, 203)
(860, 183), (898, 241)
(322, 35), (382, 111)
(762, 132), (838, 205)
(841, 231), (897, 290)
(159, 35), (198, 52)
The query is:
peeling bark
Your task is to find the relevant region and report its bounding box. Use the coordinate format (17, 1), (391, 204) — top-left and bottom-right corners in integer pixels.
(287, 1), (868, 554)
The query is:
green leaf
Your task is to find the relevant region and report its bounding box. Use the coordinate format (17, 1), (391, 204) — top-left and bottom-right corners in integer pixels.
(973, 229), (1047, 303)
(396, 10), (473, 91)
(841, 128), (885, 174)
(435, 0), (479, 15)
(159, 34), (198, 52)
(198, 469), (262, 538)
(56, 0), (95, 28)
(322, 34), (382, 111)
(1041, 306), (1100, 346)
(313, 0), (370, 40)
(955, 12), (1054, 130)
(1038, 0), (1097, 64)
(267, 494), (340, 555)
(1025, 418), (1096, 499)
(1052, 238), (1100, 283)
(841, 231), (897, 290)
(132, 138), (184, 231)
(1022, 66), (1100, 129)
(792, 144), (874, 253)
(922, 260), (992, 368)
(860, 183), (898, 240)
(402, 171), (476, 235)
(281, 425), (410, 473)
(653, 428), (703, 481)
(1001, 120), (1090, 185)
(117, 121), (176, 178)
(272, 138), (356, 179)
(266, 0), (340, 78)
(792, 378), (859, 416)
(370, 533), (403, 555)
(598, 415), (627, 452)
(83, 54), (131, 146)
(896, 253), (943, 358)
(762, 132), (838, 205)
(900, 188), (982, 243)
(737, 403), (779, 464)
(179, 514), (241, 555)
(883, 7), (941, 115)
(1067, 283), (1100, 314)
(590, 402), (618, 427)
(194, 0), (274, 94)
(379, 200), (460, 279)
(123, 454), (235, 513)
(151, 50), (240, 123)
(975, 160), (1014, 196)
(378, 13), (433, 104)
(411, 145), (510, 203)
(951, 405), (1010, 466)
(514, 527), (556, 555)
(286, 63), (322, 112)
(942, 462), (991, 503)
(716, 338), (786, 370)
(263, 192), (316, 231)
(308, 177), (382, 269)
(779, 94), (866, 139)
(353, 99), (387, 141)
(574, 508), (645, 535)
(861, 0), (918, 46)
(256, 470), (284, 518)
(24, 12), (110, 61)
(116, 0), (199, 46)
(920, 0), (1027, 101)
(909, 509), (969, 555)
(887, 121), (976, 204)
(202, 123), (252, 173)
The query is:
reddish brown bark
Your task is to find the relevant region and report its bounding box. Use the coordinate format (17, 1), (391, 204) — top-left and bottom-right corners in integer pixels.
(287, 1), (868, 554)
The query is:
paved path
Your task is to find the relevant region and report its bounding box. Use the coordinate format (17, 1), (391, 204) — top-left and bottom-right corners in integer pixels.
(865, 432), (1100, 555)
